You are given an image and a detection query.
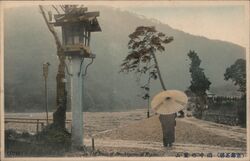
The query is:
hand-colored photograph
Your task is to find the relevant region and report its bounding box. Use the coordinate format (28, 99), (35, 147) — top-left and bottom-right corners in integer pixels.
(1, 1), (249, 160)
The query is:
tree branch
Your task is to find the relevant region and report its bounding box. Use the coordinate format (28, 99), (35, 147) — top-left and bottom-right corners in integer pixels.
(39, 5), (63, 51)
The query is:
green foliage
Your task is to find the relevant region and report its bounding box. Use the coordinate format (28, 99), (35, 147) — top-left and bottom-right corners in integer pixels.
(224, 59), (246, 127)
(224, 59), (246, 94)
(5, 129), (72, 156)
(187, 50), (211, 118)
(37, 124), (71, 146)
(121, 26), (173, 74)
(238, 94), (246, 127)
(120, 26), (173, 100)
(188, 50), (211, 95)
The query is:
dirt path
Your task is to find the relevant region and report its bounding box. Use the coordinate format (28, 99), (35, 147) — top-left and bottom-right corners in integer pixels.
(86, 115), (246, 156)
(182, 117), (246, 142)
(83, 139), (246, 156)
(5, 111), (247, 156)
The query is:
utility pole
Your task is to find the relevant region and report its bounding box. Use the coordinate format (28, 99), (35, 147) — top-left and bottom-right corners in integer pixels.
(43, 62), (50, 125)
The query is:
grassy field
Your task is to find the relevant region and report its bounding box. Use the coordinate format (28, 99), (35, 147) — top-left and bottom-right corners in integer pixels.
(5, 109), (147, 136)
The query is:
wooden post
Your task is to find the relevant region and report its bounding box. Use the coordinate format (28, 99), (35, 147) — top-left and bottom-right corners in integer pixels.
(43, 63), (50, 125)
(147, 95), (150, 118)
(36, 119), (39, 134)
(92, 137), (95, 151)
(41, 122), (45, 130)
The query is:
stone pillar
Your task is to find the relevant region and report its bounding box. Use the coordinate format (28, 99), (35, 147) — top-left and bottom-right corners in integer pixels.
(70, 56), (83, 148)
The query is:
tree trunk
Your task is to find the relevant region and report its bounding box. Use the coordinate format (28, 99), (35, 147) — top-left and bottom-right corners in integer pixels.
(53, 50), (67, 129)
(151, 51), (167, 90)
(39, 6), (67, 129)
(194, 94), (207, 119)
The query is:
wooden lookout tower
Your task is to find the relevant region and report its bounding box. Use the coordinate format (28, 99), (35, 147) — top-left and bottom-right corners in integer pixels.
(53, 5), (101, 148)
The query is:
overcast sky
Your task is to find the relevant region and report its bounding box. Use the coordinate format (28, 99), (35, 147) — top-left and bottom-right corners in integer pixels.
(125, 5), (247, 47)
(3, 1), (249, 47)
(101, 2), (249, 47)
(85, 1), (249, 47)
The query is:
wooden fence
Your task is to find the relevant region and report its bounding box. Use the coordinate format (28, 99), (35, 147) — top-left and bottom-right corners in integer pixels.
(204, 96), (241, 125)
(202, 112), (239, 126)
(5, 117), (72, 134)
(187, 95), (242, 125)
(207, 96), (241, 104)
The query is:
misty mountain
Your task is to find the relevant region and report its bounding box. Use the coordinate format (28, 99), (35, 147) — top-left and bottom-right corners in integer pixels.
(4, 6), (245, 112)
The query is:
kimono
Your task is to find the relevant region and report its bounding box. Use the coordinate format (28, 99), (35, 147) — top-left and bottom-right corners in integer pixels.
(159, 113), (176, 146)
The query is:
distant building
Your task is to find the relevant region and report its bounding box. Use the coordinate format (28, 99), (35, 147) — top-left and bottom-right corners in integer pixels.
(206, 91), (216, 98)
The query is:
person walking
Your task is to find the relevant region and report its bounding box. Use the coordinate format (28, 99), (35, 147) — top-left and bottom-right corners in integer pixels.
(151, 90), (188, 148)
(159, 113), (177, 147)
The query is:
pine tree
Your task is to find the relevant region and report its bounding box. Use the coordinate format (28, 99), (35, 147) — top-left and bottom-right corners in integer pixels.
(187, 50), (211, 118)
(120, 26), (173, 117)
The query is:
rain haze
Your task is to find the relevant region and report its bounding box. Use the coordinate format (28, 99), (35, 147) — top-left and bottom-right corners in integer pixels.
(2, 1), (248, 159)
